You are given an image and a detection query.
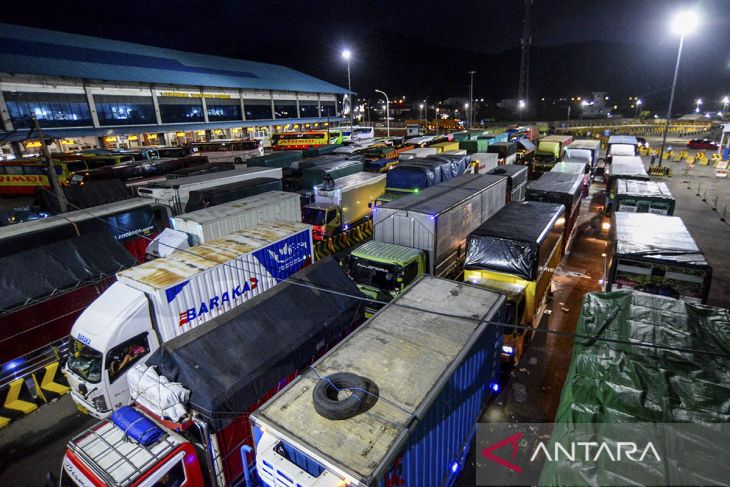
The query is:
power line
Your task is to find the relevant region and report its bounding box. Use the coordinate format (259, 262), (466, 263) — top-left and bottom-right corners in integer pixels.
(27, 187), (730, 361)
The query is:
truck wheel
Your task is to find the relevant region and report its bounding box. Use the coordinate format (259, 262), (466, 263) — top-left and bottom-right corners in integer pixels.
(312, 372), (368, 420)
(234, 157), (243, 164)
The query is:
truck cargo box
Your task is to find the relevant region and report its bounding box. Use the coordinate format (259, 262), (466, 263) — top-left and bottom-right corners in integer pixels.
(172, 191), (301, 246)
(550, 161), (587, 175)
(465, 201), (564, 280)
(311, 172), (386, 228)
(302, 144), (343, 157)
(251, 276), (505, 487)
(607, 212), (711, 303)
(245, 151), (303, 168)
(300, 159), (363, 188)
(398, 147), (437, 161)
(459, 139), (489, 154)
(606, 155), (649, 195)
(487, 164), (528, 202)
(426, 153), (470, 178)
(471, 152), (499, 173)
(375, 174), (507, 276)
(615, 179), (675, 215)
(183, 177), (283, 213)
(527, 171), (583, 217)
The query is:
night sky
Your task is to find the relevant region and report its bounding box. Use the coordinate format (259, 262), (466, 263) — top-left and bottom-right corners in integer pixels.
(2, 0), (729, 111)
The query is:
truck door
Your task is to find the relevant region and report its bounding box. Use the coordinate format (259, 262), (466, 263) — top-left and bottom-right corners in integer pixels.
(137, 452), (190, 487)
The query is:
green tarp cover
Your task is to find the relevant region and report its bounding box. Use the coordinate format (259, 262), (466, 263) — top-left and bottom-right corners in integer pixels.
(540, 290), (730, 485)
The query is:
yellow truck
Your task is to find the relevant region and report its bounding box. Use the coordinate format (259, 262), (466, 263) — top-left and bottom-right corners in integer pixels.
(463, 200), (565, 363)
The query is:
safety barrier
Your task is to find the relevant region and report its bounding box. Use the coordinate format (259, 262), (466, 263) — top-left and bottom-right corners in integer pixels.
(648, 165), (671, 176)
(313, 220), (374, 260)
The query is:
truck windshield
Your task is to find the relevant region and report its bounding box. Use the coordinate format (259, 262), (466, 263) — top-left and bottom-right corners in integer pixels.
(302, 207), (327, 226)
(67, 339), (103, 384)
(349, 257), (400, 291)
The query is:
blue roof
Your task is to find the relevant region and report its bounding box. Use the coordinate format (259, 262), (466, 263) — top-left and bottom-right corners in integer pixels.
(0, 23), (348, 95)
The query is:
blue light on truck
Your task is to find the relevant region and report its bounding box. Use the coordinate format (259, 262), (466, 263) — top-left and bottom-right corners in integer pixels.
(491, 383), (500, 393)
(502, 345), (515, 356)
(451, 462), (460, 473)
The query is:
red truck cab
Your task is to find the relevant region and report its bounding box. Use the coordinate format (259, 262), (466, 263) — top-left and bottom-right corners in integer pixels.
(61, 413), (205, 487)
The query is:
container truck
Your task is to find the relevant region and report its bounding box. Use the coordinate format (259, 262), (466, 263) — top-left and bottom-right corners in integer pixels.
(0, 232), (136, 368)
(470, 152), (499, 173)
(533, 135), (574, 173)
(168, 191), (301, 247)
(64, 221), (314, 418)
(398, 147), (437, 161)
(464, 201), (565, 362)
(487, 164), (528, 203)
(487, 141), (518, 165)
(246, 150), (304, 168)
(137, 167), (283, 215)
(614, 179), (675, 215)
(59, 257), (365, 487)
(183, 177), (283, 212)
(564, 139), (601, 173)
(459, 138), (489, 154)
(166, 160), (236, 179)
(605, 155), (649, 205)
(374, 173), (507, 278)
(515, 138), (536, 166)
(298, 159), (363, 190)
(251, 276), (505, 487)
(430, 141), (460, 153)
(606, 135), (639, 159)
(301, 172), (386, 240)
(605, 212), (711, 304)
(527, 171), (583, 253)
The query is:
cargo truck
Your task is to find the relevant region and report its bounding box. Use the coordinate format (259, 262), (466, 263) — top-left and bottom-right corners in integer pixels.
(464, 201), (565, 362)
(64, 221), (313, 418)
(374, 173), (507, 278)
(59, 257), (365, 487)
(298, 159), (363, 190)
(398, 147), (437, 161)
(246, 151), (304, 168)
(470, 152), (499, 173)
(166, 191), (301, 247)
(606, 135), (639, 159)
(614, 179), (675, 215)
(487, 164), (528, 203)
(527, 171), (583, 253)
(605, 212), (711, 304)
(137, 167), (283, 215)
(487, 141), (518, 165)
(183, 177), (283, 212)
(564, 139), (601, 173)
(533, 135), (574, 173)
(301, 172), (386, 240)
(605, 155), (649, 206)
(251, 276), (505, 487)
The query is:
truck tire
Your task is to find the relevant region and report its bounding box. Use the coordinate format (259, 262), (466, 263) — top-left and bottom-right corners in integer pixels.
(234, 157), (244, 164)
(312, 372), (368, 420)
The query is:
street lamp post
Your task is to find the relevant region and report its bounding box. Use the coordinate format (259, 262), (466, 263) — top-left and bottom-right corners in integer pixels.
(658, 10), (698, 167)
(341, 49), (354, 130)
(695, 98), (702, 113)
(723, 96), (729, 117)
(468, 71), (476, 128)
(635, 99), (642, 119)
(375, 89), (390, 137)
(518, 99), (526, 121)
(419, 103), (424, 124)
(464, 103), (469, 128)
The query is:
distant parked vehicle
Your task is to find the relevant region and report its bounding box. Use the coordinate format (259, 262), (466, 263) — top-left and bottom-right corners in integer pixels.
(687, 138), (719, 150)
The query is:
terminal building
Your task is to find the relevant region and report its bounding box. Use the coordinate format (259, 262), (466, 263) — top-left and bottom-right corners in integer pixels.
(0, 23), (348, 155)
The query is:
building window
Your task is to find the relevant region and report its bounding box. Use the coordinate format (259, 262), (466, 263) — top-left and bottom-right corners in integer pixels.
(206, 98), (241, 121)
(299, 103), (320, 118)
(95, 94), (156, 126)
(158, 96), (204, 123)
(320, 101), (337, 117)
(274, 100), (298, 119)
(244, 99), (272, 120)
(3, 91), (92, 128)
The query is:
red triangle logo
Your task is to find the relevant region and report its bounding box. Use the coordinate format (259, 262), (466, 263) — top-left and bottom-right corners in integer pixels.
(480, 432), (524, 473)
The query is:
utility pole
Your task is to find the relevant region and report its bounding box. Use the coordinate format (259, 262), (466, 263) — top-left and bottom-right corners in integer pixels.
(32, 114), (67, 213)
(517, 0), (532, 110)
(468, 71), (476, 128)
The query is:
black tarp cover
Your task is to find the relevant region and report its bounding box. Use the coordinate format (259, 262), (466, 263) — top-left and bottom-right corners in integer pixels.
(0, 232), (136, 312)
(517, 138), (536, 151)
(145, 257), (364, 429)
(616, 179), (674, 201)
(526, 171), (583, 216)
(425, 154), (470, 178)
(487, 164), (528, 187)
(613, 212), (708, 267)
(540, 290), (730, 485)
(465, 201), (564, 280)
(184, 178), (283, 212)
(386, 159), (443, 189)
(487, 142), (517, 157)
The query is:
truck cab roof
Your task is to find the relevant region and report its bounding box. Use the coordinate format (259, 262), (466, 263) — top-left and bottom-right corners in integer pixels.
(350, 240), (424, 264)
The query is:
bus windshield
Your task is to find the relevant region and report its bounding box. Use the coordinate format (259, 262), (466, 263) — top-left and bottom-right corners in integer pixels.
(348, 257), (400, 291)
(67, 339), (103, 383)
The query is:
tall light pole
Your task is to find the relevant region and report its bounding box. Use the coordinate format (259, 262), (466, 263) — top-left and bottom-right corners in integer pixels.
(518, 99), (526, 121)
(658, 10), (698, 167)
(464, 103), (469, 128)
(695, 97), (702, 113)
(468, 70), (476, 128)
(635, 99), (642, 119)
(419, 103), (424, 124)
(722, 96), (729, 117)
(341, 49), (354, 129)
(375, 89), (390, 137)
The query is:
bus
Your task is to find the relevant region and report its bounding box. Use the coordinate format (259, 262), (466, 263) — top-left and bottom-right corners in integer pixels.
(0, 157), (132, 196)
(272, 131), (329, 151)
(340, 125), (375, 141)
(188, 139), (263, 164)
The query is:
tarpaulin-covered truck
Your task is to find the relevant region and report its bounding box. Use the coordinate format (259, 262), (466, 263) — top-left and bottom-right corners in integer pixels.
(65, 221), (313, 419)
(251, 276), (505, 487)
(243, 150), (304, 168)
(606, 212), (712, 304)
(183, 177), (283, 212)
(606, 134), (639, 159)
(526, 171), (583, 253)
(381, 155), (469, 202)
(464, 201), (564, 362)
(540, 290), (730, 486)
(614, 179), (675, 215)
(59, 257), (364, 487)
(0, 233), (136, 371)
(533, 135), (573, 174)
(563, 138), (601, 174)
(605, 155), (650, 206)
(487, 141), (518, 165)
(302, 172), (386, 240)
(374, 173), (507, 278)
(488, 164), (528, 203)
(470, 152), (499, 173)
